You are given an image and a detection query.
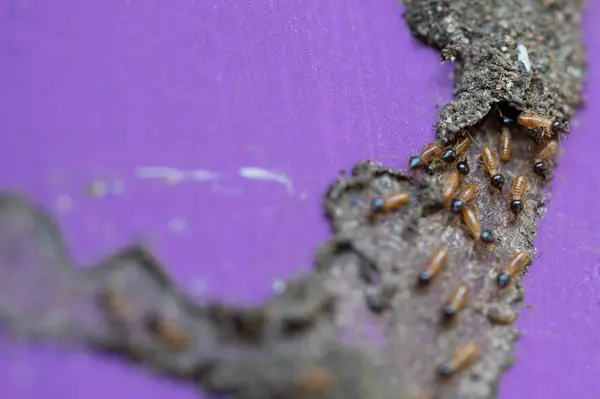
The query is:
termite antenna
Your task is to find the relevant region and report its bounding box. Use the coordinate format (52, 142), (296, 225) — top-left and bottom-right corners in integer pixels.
(465, 131), (481, 149)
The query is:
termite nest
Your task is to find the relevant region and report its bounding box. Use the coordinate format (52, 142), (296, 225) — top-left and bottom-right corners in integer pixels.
(358, 109), (564, 380)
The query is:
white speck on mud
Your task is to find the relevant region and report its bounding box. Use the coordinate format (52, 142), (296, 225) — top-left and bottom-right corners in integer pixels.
(517, 43), (532, 72)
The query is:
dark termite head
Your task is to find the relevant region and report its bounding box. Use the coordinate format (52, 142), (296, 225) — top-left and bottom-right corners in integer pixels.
(510, 200), (524, 215)
(409, 155), (422, 169)
(442, 305), (456, 318)
(490, 174), (505, 191)
(457, 131), (467, 139)
(417, 271), (432, 286)
(502, 116), (514, 125)
(551, 119), (567, 134)
(480, 230), (494, 244)
(456, 161), (470, 175)
(370, 197), (384, 213)
(438, 362), (453, 377)
(497, 272), (511, 288)
(533, 162), (548, 178)
(441, 149), (457, 163)
(365, 292), (387, 313)
(451, 199), (464, 214)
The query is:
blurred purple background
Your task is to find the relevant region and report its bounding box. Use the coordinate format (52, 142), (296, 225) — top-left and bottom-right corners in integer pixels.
(0, 1), (598, 398)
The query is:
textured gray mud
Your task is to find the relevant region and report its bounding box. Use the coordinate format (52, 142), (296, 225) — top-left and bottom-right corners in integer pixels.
(0, 0), (585, 398)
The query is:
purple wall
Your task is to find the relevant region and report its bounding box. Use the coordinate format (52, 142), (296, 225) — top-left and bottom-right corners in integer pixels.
(0, 1), (597, 398)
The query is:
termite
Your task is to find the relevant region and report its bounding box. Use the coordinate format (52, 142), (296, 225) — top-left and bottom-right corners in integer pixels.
(462, 206), (493, 243)
(417, 247), (449, 285)
(533, 140), (558, 179)
(499, 127), (512, 162)
(438, 343), (479, 377)
(441, 135), (471, 163)
(481, 145), (505, 191)
(145, 314), (190, 350)
(456, 160), (470, 175)
(517, 110), (568, 138)
(293, 367), (333, 394)
(442, 284), (468, 318)
(442, 170), (462, 201)
(510, 175), (528, 215)
(451, 183), (479, 214)
(370, 192), (410, 215)
(409, 142), (442, 169)
(497, 251), (530, 288)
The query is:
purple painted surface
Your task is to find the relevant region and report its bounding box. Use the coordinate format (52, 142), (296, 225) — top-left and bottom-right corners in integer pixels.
(0, 0), (598, 398)
(0, 1), (448, 398)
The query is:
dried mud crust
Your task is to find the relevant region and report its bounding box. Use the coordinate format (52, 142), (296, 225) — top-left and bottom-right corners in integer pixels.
(402, 0), (585, 142)
(0, 1), (586, 399)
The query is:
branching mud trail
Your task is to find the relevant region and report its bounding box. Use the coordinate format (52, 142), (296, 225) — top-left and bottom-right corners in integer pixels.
(0, 0), (585, 398)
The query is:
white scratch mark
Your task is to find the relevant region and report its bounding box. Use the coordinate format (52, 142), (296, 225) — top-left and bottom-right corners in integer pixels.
(135, 166), (218, 184)
(239, 167), (294, 194)
(517, 43), (532, 73)
(189, 169), (219, 181)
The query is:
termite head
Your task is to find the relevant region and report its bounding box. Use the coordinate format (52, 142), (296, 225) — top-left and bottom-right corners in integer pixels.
(441, 149), (456, 163)
(502, 116), (514, 125)
(417, 271), (432, 285)
(480, 230), (494, 244)
(438, 362), (453, 377)
(450, 199), (464, 214)
(370, 197), (385, 213)
(456, 161), (470, 175)
(442, 305), (456, 318)
(409, 155), (423, 169)
(551, 119), (567, 134)
(510, 200), (524, 215)
(496, 272), (511, 288)
(490, 174), (505, 191)
(533, 162), (547, 178)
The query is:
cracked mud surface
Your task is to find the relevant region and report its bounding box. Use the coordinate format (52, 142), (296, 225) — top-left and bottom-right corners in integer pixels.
(0, 0), (586, 398)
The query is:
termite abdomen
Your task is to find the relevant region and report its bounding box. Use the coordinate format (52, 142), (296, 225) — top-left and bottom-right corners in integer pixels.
(442, 170), (462, 201)
(499, 127), (512, 162)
